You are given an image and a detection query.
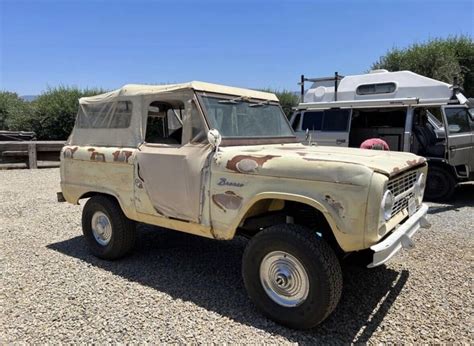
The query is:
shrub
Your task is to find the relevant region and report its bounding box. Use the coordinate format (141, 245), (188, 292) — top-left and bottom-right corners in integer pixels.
(31, 87), (105, 140)
(0, 92), (33, 131)
(260, 89), (299, 118)
(371, 36), (474, 97)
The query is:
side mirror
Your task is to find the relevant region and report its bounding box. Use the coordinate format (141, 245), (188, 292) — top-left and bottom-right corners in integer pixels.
(207, 129), (222, 151)
(305, 128), (310, 141)
(448, 124), (461, 133)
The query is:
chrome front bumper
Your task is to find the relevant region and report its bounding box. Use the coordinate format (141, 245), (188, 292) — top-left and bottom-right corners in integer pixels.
(368, 203), (430, 268)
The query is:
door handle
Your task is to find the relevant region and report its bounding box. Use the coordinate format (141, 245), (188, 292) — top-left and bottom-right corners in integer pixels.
(336, 139), (346, 144)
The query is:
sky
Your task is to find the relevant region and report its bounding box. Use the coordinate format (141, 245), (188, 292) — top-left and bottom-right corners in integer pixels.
(1, 0), (473, 95)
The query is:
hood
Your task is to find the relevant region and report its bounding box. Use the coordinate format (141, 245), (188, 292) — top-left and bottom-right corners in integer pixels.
(214, 143), (426, 185)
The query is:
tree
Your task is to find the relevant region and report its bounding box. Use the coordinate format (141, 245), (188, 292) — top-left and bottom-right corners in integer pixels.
(260, 89), (299, 118)
(30, 87), (104, 140)
(0, 92), (32, 130)
(371, 36), (474, 97)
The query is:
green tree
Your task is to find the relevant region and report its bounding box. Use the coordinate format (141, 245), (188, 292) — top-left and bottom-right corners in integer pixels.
(0, 92), (32, 130)
(260, 89), (299, 118)
(371, 36), (474, 97)
(31, 87), (104, 140)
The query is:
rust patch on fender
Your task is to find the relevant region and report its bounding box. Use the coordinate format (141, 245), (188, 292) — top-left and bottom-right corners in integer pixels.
(325, 195), (344, 218)
(226, 155), (280, 173)
(63, 146), (78, 159)
(212, 191), (243, 212)
(112, 150), (133, 163)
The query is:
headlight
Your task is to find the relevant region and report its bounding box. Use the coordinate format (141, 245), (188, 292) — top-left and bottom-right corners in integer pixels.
(381, 190), (394, 221)
(413, 173), (425, 204)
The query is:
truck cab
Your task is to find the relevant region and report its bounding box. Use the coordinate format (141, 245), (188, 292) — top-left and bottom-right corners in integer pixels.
(291, 70), (474, 200)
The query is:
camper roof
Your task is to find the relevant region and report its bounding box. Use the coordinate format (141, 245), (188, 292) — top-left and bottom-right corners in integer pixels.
(299, 70), (466, 110)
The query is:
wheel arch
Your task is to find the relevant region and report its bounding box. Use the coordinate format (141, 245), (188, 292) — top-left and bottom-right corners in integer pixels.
(74, 188), (135, 220)
(231, 192), (346, 253)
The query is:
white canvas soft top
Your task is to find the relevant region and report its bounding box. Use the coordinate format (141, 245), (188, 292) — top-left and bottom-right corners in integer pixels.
(69, 81), (279, 148)
(302, 70), (466, 108)
(79, 81), (278, 104)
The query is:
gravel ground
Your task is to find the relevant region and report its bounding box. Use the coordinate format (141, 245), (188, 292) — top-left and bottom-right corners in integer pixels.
(1, 168), (472, 343)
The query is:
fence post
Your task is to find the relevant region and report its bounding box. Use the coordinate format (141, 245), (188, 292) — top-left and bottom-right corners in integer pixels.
(28, 142), (37, 169)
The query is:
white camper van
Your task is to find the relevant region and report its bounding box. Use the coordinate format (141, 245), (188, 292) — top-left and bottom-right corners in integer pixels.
(290, 70), (473, 200)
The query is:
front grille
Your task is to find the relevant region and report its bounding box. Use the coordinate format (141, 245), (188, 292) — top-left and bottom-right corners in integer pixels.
(392, 191), (414, 216)
(387, 170), (418, 218)
(387, 170), (417, 196)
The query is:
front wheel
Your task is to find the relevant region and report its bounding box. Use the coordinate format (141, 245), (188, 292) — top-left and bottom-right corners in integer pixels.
(425, 165), (456, 201)
(82, 195), (136, 260)
(242, 224), (342, 329)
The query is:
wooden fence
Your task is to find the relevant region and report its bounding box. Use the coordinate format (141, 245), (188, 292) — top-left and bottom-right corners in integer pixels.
(0, 141), (65, 169)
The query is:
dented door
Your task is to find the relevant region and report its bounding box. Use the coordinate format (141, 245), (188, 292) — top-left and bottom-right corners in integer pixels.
(134, 143), (211, 223)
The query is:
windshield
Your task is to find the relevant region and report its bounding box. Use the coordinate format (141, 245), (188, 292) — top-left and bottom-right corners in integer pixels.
(199, 96), (295, 138)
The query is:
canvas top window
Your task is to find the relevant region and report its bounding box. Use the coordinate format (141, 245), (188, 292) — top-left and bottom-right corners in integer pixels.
(77, 101), (133, 128)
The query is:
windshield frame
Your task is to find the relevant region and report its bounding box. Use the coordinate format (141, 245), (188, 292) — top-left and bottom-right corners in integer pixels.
(195, 91), (298, 146)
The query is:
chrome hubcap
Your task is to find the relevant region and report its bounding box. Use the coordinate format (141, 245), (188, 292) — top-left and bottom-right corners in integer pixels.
(259, 251), (310, 307)
(91, 211), (112, 246)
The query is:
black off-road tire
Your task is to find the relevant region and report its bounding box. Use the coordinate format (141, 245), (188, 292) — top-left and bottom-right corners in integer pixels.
(242, 224), (343, 329)
(425, 165), (456, 201)
(82, 195), (136, 260)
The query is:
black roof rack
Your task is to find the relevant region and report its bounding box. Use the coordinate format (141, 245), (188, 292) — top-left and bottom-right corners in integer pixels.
(298, 72), (344, 102)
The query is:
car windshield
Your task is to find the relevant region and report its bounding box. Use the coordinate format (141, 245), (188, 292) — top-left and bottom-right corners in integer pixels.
(199, 96), (295, 138)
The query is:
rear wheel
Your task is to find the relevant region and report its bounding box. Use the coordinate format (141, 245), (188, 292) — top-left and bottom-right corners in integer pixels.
(82, 195), (136, 260)
(425, 165), (456, 201)
(242, 224), (342, 329)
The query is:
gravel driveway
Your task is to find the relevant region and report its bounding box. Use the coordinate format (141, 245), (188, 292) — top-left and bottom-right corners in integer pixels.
(1, 168), (472, 343)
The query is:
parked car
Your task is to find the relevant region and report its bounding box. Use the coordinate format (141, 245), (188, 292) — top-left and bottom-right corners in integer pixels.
(0, 130), (36, 141)
(290, 70), (474, 200)
(59, 81), (430, 329)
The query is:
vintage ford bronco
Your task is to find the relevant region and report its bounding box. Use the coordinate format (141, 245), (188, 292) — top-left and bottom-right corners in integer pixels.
(59, 82), (430, 329)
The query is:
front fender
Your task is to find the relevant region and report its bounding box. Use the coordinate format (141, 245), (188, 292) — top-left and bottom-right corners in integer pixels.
(215, 191), (365, 252)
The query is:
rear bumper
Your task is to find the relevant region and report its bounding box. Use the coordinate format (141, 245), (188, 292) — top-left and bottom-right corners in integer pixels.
(368, 203), (430, 268)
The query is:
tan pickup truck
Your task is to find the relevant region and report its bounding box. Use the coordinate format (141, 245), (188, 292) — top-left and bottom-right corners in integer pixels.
(59, 82), (430, 329)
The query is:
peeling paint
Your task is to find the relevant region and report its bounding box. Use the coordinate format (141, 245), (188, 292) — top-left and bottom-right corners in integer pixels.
(325, 194), (344, 218)
(63, 146), (78, 159)
(226, 155), (279, 173)
(406, 157), (426, 166)
(113, 150), (133, 163)
(88, 148), (106, 162)
(212, 191), (243, 212)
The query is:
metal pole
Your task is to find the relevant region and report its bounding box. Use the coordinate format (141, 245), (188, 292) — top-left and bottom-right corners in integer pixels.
(300, 74), (305, 102)
(334, 71), (339, 101)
